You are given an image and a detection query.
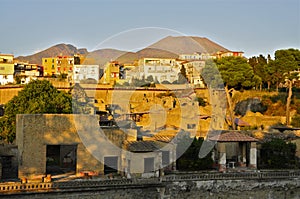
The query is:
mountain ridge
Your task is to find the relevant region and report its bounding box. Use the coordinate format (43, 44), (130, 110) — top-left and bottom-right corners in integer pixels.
(16, 36), (230, 65)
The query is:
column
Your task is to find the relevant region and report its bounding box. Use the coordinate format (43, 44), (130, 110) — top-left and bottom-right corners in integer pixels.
(219, 142), (226, 171)
(171, 145), (176, 171)
(241, 143), (247, 167)
(249, 142), (257, 169)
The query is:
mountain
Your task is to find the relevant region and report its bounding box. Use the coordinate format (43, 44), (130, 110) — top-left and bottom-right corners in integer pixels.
(15, 36), (229, 65)
(16, 44), (88, 65)
(86, 49), (127, 66)
(116, 36), (227, 63)
(116, 48), (178, 63)
(148, 36), (228, 55)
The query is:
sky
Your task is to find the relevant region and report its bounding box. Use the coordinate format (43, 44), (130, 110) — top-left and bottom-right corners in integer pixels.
(0, 0), (299, 58)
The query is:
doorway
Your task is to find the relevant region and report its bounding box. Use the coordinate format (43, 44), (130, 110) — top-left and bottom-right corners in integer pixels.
(104, 156), (118, 175)
(46, 145), (77, 175)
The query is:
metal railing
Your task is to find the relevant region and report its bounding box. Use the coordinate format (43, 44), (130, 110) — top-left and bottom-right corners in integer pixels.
(0, 170), (299, 194)
(163, 170), (300, 182)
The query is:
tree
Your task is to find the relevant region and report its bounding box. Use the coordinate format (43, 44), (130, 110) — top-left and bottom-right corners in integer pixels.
(146, 75), (154, 82)
(178, 65), (188, 84)
(201, 59), (223, 89)
(273, 49), (300, 125)
(0, 80), (72, 143)
(71, 83), (94, 114)
(248, 55), (269, 90)
(203, 57), (261, 129)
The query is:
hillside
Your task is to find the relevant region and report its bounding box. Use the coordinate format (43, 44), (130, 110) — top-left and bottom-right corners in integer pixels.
(15, 36), (229, 65)
(85, 49), (127, 66)
(116, 48), (178, 64)
(148, 36), (228, 54)
(16, 44), (88, 65)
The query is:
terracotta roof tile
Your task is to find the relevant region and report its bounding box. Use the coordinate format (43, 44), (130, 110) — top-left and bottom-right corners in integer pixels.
(153, 135), (174, 143)
(124, 140), (167, 152)
(209, 132), (258, 142)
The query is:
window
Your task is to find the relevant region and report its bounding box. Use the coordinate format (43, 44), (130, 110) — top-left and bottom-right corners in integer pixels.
(44, 59), (47, 63)
(144, 157), (154, 173)
(52, 65), (55, 69)
(52, 59), (54, 63)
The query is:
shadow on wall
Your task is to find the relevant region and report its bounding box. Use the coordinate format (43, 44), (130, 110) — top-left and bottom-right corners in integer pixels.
(16, 114), (128, 180)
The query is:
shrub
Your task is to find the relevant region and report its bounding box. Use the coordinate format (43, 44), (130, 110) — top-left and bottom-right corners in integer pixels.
(176, 137), (213, 171)
(260, 138), (297, 169)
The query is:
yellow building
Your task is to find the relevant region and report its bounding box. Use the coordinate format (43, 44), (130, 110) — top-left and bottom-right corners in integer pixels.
(42, 55), (74, 76)
(0, 54), (14, 85)
(104, 61), (121, 85)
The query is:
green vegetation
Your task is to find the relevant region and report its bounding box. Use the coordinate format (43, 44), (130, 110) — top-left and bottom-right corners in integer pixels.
(261, 94), (287, 116)
(14, 76), (22, 84)
(129, 77), (156, 87)
(176, 136), (213, 171)
(71, 83), (94, 114)
(291, 115), (300, 127)
(248, 55), (270, 91)
(0, 80), (72, 143)
(260, 138), (298, 169)
(202, 56), (261, 129)
(201, 48), (300, 128)
(273, 49), (300, 125)
(195, 97), (207, 107)
(178, 65), (188, 84)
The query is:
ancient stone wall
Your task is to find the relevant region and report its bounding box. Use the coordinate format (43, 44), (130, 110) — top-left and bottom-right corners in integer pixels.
(16, 114), (127, 179)
(1, 177), (299, 199)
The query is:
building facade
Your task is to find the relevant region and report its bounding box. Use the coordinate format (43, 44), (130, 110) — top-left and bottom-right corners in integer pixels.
(126, 58), (179, 84)
(103, 61), (121, 85)
(16, 114), (177, 179)
(73, 65), (100, 84)
(0, 54), (14, 85)
(14, 62), (43, 84)
(42, 56), (74, 76)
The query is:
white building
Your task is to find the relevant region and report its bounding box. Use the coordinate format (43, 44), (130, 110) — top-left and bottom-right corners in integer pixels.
(126, 58), (179, 83)
(183, 60), (206, 87)
(73, 65), (100, 83)
(179, 52), (216, 61)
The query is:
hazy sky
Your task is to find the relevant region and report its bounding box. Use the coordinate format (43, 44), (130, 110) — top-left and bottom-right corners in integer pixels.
(1, 0), (299, 58)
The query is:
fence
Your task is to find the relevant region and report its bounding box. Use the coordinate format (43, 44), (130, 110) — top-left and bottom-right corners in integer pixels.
(0, 170), (299, 194)
(163, 170), (300, 182)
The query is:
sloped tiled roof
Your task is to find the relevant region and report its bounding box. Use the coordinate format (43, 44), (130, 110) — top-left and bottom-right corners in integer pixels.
(209, 132), (258, 142)
(153, 135), (174, 143)
(124, 140), (167, 152)
(234, 118), (250, 127)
